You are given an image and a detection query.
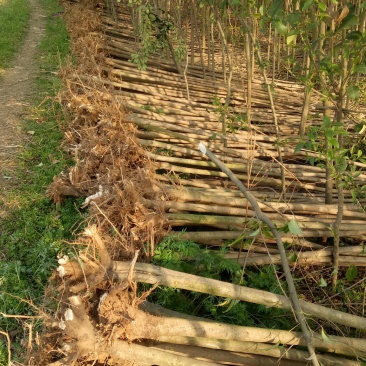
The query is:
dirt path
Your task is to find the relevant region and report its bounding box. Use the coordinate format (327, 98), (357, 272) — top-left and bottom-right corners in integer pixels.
(0, 0), (45, 197)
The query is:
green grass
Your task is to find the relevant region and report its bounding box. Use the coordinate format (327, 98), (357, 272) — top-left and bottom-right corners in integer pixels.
(0, 0), (30, 70)
(0, 0), (82, 363)
(150, 235), (294, 330)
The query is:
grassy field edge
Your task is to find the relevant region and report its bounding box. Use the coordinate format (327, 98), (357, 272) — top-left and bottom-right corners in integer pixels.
(0, 0), (30, 72)
(0, 0), (82, 363)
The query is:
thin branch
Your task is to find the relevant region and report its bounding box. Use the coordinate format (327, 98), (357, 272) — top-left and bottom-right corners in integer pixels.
(234, 13), (286, 198)
(198, 142), (320, 366)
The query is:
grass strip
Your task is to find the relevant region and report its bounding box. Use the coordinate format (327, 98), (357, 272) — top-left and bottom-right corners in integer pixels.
(0, 0), (30, 71)
(0, 0), (82, 363)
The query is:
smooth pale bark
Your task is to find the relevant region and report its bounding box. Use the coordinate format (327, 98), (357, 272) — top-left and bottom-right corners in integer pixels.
(123, 305), (366, 359)
(152, 342), (306, 366)
(140, 301), (359, 366)
(112, 261), (366, 332)
(108, 340), (220, 366)
(153, 337), (360, 366)
(228, 246), (366, 267)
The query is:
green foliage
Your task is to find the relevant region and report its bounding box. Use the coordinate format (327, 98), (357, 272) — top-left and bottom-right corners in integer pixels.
(0, 340), (8, 365)
(154, 235), (240, 278)
(212, 96), (248, 135)
(287, 218), (303, 235)
(0, 198), (83, 328)
(150, 234), (293, 329)
(345, 265), (358, 282)
(295, 115), (366, 206)
(296, 117), (347, 171)
(319, 277), (328, 288)
(255, 0), (366, 106)
(0, 0), (30, 69)
(129, 2), (167, 70)
(128, 0), (186, 70)
(36, 0), (70, 92)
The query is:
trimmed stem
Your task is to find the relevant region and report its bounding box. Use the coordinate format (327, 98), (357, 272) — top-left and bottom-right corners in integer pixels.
(198, 143), (320, 366)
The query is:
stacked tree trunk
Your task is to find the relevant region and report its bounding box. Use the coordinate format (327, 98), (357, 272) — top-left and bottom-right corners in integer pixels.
(43, 2), (366, 366)
(78, 5), (366, 258)
(49, 227), (366, 366)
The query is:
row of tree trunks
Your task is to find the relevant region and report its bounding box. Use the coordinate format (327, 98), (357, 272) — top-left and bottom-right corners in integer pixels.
(69, 11), (366, 242)
(51, 228), (366, 365)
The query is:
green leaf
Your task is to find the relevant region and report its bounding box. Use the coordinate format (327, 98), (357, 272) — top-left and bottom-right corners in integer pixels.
(323, 115), (331, 128)
(249, 228), (260, 237)
(274, 20), (287, 35)
(259, 5), (264, 16)
(318, 2), (326, 12)
(302, 0), (314, 11)
(325, 129), (334, 139)
(228, 233), (245, 246)
(333, 139), (339, 149)
(337, 158), (347, 173)
(286, 34), (297, 45)
(287, 12), (301, 27)
(319, 277), (327, 287)
(347, 85), (361, 100)
(224, 298), (240, 313)
(346, 31), (362, 41)
(287, 252), (297, 263)
(263, 342), (282, 351)
(294, 141), (304, 153)
(345, 265), (358, 281)
(336, 14), (358, 31)
(321, 328), (333, 343)
(304, 141), (313, 150)
(354, 64), (366, 74)
(288, 219), (303, 235)
(268, 0), (283, 18)
(279, 223), (290, 234)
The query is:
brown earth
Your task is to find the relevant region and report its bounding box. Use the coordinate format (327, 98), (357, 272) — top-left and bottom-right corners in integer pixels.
(0, 0), (45, 215)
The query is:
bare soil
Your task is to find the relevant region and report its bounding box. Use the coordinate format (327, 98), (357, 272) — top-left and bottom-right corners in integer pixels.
(0, 0), (45, 207)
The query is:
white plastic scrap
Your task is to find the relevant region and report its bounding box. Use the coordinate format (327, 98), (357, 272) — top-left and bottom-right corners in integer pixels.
(58, 308), (74, 330)
(58, 255), (69, 265)
(59, 320), (66, 330)
(64, 308), (74, 321)
(81, 185), (104, 208)
(98, 292), (108, 312)
(57, 266), (66, 278)
(61, 343), (72, 353)
(198, 141), (207, 154)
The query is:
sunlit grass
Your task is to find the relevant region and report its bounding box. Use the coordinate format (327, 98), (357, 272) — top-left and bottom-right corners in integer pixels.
(0, 0), (30, 68)
(0, 0), (79, 363)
